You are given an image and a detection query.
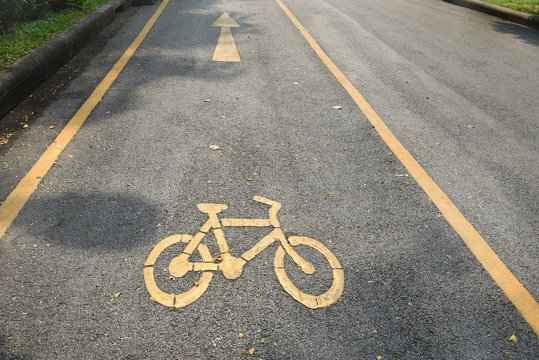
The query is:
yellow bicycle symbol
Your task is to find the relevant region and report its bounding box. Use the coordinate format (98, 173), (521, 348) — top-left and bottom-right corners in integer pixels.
(143, 196), (344, 309)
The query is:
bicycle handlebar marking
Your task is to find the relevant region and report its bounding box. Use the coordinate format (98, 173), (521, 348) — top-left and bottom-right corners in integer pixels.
(143, 196), (344, 309)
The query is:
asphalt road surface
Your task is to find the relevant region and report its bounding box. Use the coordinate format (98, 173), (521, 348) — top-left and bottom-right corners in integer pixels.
(1, 0), (538, 358)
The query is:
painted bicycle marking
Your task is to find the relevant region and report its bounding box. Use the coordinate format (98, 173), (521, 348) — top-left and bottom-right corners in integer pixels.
(143, 196), (344, 308)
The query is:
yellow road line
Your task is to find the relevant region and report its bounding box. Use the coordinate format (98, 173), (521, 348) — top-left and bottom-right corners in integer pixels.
(0, 0), (170, 240)
(274, 0), (539, 336)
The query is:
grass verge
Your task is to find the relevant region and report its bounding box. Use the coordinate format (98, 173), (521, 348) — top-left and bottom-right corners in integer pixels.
(482, 0), (539, 16)
(0, 0), (110, 72)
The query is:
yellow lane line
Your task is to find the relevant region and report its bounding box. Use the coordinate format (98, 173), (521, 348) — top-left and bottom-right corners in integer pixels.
(0, 0), (170, 240)
(274, 0), (539, 335)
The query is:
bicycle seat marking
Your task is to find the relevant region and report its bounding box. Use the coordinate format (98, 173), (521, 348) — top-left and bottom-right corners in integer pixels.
(143, 196), (344, 309)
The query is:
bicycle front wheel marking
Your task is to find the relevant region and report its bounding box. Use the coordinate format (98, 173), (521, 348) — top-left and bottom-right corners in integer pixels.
(143, 234), (213, 308)
(274, 236), (344, 309)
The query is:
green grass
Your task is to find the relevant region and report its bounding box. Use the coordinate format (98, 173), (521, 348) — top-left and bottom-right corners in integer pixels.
(0, 0), (110, 72)
(482, 0), (539, 16)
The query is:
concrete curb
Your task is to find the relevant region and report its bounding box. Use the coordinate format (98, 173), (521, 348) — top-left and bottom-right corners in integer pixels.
(0, 0), (135, 120)
(445, 0), (539, 30)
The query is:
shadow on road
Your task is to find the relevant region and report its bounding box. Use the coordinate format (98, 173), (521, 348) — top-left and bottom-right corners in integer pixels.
(14, 192), (160, 250)
(491, 21), (539, 46)
(0, 333), (30, 360)
(96, 5), (259, 116)
(0, 0), (258, 150)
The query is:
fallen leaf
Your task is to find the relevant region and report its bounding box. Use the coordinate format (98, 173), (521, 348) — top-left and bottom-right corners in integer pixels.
(245, 177), (253, 181)
(467, 124), (475, 128)
(127, 183), (134, 186)
(22, 124), (29, 129)
(21, 312), (28, 315)
(239, 332), (244, 338)
(49, 125), (56, 129)
(203, 99), (211, 102)
(249, 348), (255, 355)
(332, 105), (342, 110)
(377, 356), (382, 360)
(114, 292), (121, 298)
(209, 145), (220, 150)
(509, 334), (517, 342)
(505, 352), (511, 355)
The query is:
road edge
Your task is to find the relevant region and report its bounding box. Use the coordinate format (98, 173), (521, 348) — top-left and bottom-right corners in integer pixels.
(444, 0), (539, 29)
(0, 0), (146, 121)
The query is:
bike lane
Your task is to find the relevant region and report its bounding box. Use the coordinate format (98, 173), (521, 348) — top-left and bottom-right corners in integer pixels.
(1, 0), (537, 358)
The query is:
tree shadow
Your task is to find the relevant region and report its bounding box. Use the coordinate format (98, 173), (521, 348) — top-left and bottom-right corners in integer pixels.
(0, 0), (260, 147)
(491, 20), (539, 46)
(93, 5), (260, 116)
(0, 333), (31, 360)
(14, 192), (160, 250)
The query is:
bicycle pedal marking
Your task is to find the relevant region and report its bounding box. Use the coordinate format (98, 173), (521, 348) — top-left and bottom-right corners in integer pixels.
(143, 196), (344, 308)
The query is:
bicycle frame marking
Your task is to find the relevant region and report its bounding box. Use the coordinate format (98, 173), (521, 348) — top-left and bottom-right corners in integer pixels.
(143, 196), (344, 309)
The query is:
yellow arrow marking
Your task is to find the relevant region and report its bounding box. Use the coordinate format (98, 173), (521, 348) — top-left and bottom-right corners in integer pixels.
(212, 12), (241, 62)
(212, 12), (240, 27)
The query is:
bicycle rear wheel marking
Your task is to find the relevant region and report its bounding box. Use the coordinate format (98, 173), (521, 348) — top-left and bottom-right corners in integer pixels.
(143, 234), (213, 308)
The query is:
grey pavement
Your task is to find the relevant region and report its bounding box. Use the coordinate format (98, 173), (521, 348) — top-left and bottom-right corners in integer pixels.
(1, 0), (538, 359)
